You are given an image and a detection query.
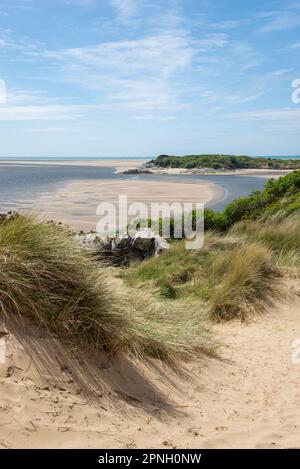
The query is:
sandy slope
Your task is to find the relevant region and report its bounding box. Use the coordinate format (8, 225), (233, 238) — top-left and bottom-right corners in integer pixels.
(0, 299), (300, 449)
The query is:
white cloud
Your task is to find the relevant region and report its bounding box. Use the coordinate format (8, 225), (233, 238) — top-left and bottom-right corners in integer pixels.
(225, 92), (265, 105)
(0, 28), (40, 53)
(6, 89), (61, 105)
(47, 33), (198, 73)
(0, 104), (101, 121)
(0, 79), (6, 104)
(258, 10), (300, 32)
(228, 108), (300, 121)
(111, 0), (140, 19)
(208, 19), (250, 31)
(227, 107), (300, 132)
(41, 31), (227, 117)
(133, 114), (176, 121)
(20, 126), (78, 133)
(199, 90), (218, 102)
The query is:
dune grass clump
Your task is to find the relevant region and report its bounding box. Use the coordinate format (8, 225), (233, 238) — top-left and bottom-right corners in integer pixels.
(230, 216), (300, 255)
(229, 216), (300, 273)
(0, 214), (215, 363)
(125, 234), (283, 321)
(209, 243), (281, 321)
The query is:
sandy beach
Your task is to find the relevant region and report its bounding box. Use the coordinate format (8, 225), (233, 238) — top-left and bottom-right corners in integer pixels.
(32, 178), (223, 231)
(1, 297), (299, 449)
(153, 168), (292, 177)
(119, 165), (293, 178)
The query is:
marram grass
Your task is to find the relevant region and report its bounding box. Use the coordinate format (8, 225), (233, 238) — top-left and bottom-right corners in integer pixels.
(124, 234), (285, 322)
(0, 215), (215, 363)
(209, 243), (281, 321)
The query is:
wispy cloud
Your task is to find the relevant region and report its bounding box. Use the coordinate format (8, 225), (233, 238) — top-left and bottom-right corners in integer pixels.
(0, 103), (101, 121)
(258, 10), (300, 33)
(208, 19), (250, 31)
(133, 114), (176, 121)
(110, 0), (140, 20)
(228, 107), (300, 121)
(227, 107), (300, 132)
(41, 31), (227, 118)
(0, 28), (40, 54)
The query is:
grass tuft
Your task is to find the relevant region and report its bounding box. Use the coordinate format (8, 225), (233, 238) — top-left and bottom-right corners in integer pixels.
(230, 216), (300, 253)
(209, 243), (281, 321)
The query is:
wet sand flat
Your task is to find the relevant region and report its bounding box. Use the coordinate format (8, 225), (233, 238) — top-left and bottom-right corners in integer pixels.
(32, 178), (223, 231)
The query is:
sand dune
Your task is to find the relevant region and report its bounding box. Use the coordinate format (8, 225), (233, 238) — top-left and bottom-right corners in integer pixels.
(1, 299), (299, 449)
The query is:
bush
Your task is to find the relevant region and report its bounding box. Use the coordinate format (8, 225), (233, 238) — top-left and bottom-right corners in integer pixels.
(223, 192), (267, 225)
(204, 170), (300, 231)
(204, 208), (229, 231)
(151, 155), (300, 171)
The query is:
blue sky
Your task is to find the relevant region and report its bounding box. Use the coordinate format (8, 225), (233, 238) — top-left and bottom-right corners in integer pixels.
(0, 0), (300, 157)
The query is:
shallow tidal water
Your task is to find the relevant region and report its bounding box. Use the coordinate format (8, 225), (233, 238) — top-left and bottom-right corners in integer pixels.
(0, 162), (270, 215)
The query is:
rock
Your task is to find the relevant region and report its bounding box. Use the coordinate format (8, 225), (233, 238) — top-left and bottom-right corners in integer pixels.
(122, 168), (152, 174)
(77, 229), (169, 266)
(131, 229), (156, 252)
(131, 229), (169, 257)
(112, 234), (131, 251)
(154, 236), (169, 255)
(75, 232), (100, 246)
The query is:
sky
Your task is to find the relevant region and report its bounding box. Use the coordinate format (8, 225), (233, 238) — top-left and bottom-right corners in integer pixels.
(0, 0), (300, 158)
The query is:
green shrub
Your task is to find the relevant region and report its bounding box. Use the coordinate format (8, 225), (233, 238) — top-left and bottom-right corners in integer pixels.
(204, 208), (229, 231)
(151, 155), (300, 171)
(205, 170), (300, 230)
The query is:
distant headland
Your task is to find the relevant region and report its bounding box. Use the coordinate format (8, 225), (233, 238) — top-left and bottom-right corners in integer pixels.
(122, 154), (300, 175)
(150, 154), (300, 170)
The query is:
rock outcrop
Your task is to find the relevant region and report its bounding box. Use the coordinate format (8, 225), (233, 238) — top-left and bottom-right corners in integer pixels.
(121, 168), (152, 175)
(76, 229), (169, 266)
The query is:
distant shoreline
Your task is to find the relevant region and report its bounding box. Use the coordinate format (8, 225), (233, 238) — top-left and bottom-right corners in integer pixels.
(0, 155), (300, 160)
(0, 158), (145, 171)
(118, 164), (294, 179)
(1, 158), (293, 178)
(1, 155), (299, 176)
